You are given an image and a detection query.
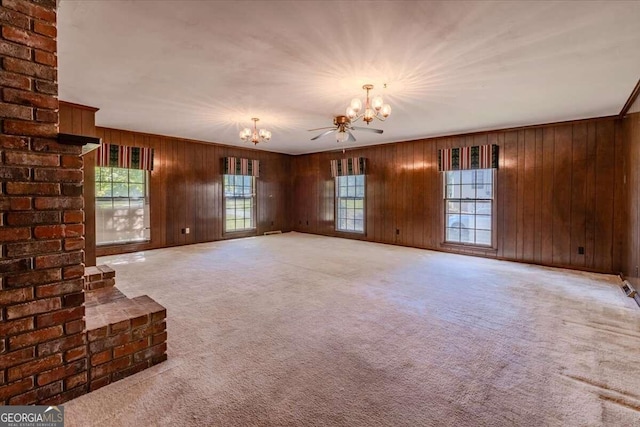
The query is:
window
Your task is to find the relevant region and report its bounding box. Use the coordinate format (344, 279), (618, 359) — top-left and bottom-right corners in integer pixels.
(336, 175), (365, 233)
(444, 169), (493, 246)
(96, 167), (150, 245)
(224, 175), (255, 232)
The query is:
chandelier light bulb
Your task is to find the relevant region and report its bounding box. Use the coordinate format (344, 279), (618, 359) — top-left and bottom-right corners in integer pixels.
(381, 104), (392, 117)
(350, 98), (362, 112)
(336, 131), (349, 143)
(364, 108), (375, 122)
(346, 107), (357, 119)
(371, 95), (384, 111)
(259, 129), (267, 138)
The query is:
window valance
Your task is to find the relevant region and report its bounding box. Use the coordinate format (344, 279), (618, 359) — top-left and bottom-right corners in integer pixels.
(223, 157), (260, 177)
(96, 143), (155, 171)
(330, 157), (366, 177)
(438, 144), (498, 171)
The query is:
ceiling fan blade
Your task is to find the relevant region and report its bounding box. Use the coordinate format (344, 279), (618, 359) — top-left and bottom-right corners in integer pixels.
(308, 126), (336, 132)
(311, 129), (337, 141)
(347, 131), (356, 143)
(350, 126), (383, 134)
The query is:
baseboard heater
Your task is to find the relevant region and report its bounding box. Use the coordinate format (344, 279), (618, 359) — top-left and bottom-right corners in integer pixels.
(264, 230), (282, 236)
(621, 280), (640, 307)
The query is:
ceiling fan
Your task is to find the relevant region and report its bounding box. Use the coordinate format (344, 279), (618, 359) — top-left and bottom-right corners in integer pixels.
(308, 115), (383, 143)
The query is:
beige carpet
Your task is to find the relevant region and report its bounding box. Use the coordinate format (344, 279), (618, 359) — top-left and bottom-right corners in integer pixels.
(65, 232), (640, 426)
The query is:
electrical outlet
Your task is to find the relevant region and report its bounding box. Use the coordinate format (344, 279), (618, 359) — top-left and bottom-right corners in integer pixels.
(182, 228), (190, 234)
(578, 246), (584, 255)
(396, 229), (400, 235)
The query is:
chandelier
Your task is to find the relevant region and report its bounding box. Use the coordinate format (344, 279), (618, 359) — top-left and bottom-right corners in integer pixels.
(346, 84), (391, 125)
(240, 118), (271, 145)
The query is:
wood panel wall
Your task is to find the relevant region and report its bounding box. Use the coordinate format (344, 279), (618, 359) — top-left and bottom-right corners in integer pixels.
(291, 117), (626, 274)
(622, 111), (640, 286)
(59, 101), (98, 266)
(93, 128), (292, 257)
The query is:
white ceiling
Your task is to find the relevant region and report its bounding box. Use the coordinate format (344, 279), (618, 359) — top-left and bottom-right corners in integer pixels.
(58, 1), (640, 155)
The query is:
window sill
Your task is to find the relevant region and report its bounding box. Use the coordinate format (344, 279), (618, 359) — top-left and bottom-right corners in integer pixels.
(97, 239), (151, 248)
(335, 229), (365, 235)
(223, 229), (257, 239)
(440, 242), (498, 253)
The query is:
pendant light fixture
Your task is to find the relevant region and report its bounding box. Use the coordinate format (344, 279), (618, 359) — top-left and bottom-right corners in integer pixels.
(240, 118), (271, 145)
(346, 84), (391, 125)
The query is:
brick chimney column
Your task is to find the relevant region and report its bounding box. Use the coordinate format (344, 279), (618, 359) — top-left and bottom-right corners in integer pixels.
(0, 0), (88, 404)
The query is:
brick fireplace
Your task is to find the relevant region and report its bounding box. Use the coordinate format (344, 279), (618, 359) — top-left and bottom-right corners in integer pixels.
(0, 0), (166, 405)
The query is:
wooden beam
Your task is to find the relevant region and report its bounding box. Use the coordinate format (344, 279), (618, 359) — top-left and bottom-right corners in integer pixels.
(620, 78), (640, 118)
(59, 100), (100, 112)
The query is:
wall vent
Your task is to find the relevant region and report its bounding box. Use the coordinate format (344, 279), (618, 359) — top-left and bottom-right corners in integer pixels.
(622, 280), (636, 298)
(264, 230), (283, 236)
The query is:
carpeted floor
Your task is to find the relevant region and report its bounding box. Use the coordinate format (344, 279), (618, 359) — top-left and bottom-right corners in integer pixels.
(65, 232), (640, 426)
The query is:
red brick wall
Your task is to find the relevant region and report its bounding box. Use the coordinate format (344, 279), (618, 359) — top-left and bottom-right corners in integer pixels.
(87, 302), (166, 392)
(0, 0), (88, 404)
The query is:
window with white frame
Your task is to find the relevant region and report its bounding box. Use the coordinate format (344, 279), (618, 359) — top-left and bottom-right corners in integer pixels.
(444, 169), (493, 246)
(95, 167), (150, 245)
(224, 175), (255, 232)
(336, 174), (365, 233)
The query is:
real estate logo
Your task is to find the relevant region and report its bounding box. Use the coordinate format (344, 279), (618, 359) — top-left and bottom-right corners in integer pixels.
(0, 406), (64, 427)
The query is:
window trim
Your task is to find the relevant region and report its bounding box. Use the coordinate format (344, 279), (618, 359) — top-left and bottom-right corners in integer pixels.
(334, 174), (366, 234)
(95, 166), (151, 247)
(223, 174), (257, 235)
(441, 169), (496, 249)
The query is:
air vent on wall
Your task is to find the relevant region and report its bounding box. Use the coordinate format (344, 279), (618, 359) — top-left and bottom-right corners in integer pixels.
(621, 280), (640, 307)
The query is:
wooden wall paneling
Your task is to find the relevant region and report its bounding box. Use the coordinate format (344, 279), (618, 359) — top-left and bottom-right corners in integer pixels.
(305, 155), (315, 232)
(533, 129), (544, 263)
(71, 107), (82, 135)
(194, 143), (204, 242)
(406, 141), (416, 247)
(386, 144), (397, 244)
(501, 131), (518, 259)
(515, 130), (525, 260)
(165, 138), (177, 246)
(395, 142), (408, 245)
(522, 130), (536, 261)
(59, 104), (72, 133)
(612, 124), (627, 274)
(624, 113), (640, 283)
(540, 127), (555, 265)
(570, 123), (588, 267)
(593, 121), (615, 271)
(551, 125), (573, 266)
(81, 109), (96, 136)
(584, 122), (597, 269)
(411, 140), (425, 248)
(180, 140), (190, 244)
(371, 148), (382, 241)
(147, 136), (161, 248)
(365, 146), (375, 241)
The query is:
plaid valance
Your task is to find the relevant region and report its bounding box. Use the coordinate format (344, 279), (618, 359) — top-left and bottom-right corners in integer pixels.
(330, 157), (366, 177)
(223, 157), (260, 177)
(96, 143), (154, 171)
(438, 144), (498, 171)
